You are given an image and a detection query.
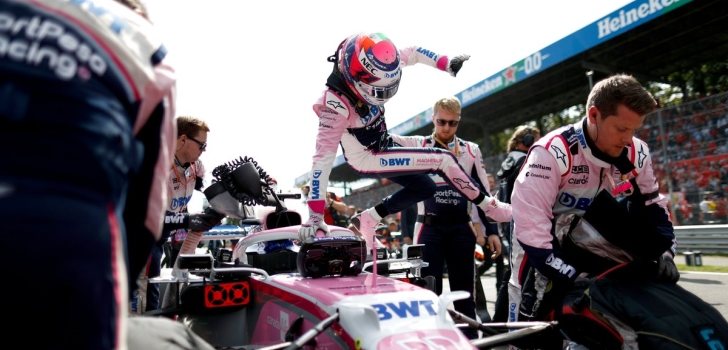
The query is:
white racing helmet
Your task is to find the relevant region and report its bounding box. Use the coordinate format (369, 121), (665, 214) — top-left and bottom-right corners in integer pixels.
(338, 33), (401, 106)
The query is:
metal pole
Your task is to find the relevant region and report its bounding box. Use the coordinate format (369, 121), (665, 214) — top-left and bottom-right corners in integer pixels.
(586, 70), (594, 90)
(655, 109), (674, 213)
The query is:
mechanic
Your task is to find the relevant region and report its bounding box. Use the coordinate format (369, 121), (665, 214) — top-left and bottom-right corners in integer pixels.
(298, 33), (512, 250)
(145, 115), (225, 312)
(391, 96), (502, 338)
(507, 74), (677, 328)
(0, 0), (176, 348)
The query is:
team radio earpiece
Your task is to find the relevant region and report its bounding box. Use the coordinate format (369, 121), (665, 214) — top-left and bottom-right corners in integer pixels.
(521, 129), (535, 148)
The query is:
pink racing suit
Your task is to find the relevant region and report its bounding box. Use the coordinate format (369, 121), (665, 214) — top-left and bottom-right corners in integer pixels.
(164, 159), (206, 245)
(306, 46), (508, 222)
(144, 159), (205, 310)
(507, 118), (675, 322)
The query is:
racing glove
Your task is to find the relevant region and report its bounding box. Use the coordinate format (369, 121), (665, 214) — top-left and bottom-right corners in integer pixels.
(656, 252), (679, 284)
(189, 207), (225, 232)
(447, 54), (470, 77)
(299, 214), (329, 242)
(298, 199), (329, 241)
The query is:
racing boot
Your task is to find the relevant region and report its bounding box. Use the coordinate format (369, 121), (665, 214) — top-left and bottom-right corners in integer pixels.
(349, 208), (381, 251)
(477, 196), (512, 223)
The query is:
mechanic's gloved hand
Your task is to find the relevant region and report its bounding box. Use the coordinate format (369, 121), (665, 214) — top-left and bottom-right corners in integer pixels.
(656, 252), (679, 283)
(447, 54), (470, 77)
(299, 213), (329, 241)
(189, 207), (225, 232)
(572, 273), (594, 290)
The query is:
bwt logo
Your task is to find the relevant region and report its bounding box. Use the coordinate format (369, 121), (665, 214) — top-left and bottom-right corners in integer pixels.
(575, 129), (587, 148)
(371, 300), (436, 321)
(384, 70), (400, 78)
(509, 303), (517, 322)
(311, 170), (322, 199)
(545, 254), (576, 278)
(380, 158), (411, 167)
(415, 47), (438, 60)
(698, 327), (725, 350)
(164, 213), (185, 224)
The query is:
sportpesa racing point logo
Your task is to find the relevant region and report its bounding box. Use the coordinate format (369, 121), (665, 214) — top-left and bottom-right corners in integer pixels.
(0, 10), (112, 80)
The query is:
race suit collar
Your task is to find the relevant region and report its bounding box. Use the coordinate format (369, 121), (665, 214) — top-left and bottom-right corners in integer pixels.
(580, 118), (633, 173)
(431, 134), (461, 156)
(174, 156), (191, 169)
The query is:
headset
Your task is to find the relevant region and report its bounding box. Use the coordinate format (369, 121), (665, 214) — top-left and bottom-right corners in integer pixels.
(521, 128), (536, 148)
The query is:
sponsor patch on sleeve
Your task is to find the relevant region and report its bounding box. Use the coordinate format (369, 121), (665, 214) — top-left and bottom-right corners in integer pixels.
(324, 91), (349, 115)
(524, 163), (552, 180)
(546, 136), (570, 176)
(628, 137), (650, 176)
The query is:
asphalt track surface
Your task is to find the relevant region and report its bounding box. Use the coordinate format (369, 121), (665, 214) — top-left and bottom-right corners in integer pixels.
(450, 264), (728, 320)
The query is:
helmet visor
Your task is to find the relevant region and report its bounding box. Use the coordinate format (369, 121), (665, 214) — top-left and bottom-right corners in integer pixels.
(357, 81), (400, 101)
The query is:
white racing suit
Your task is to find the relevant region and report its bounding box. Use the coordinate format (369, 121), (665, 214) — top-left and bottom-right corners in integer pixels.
(306, 46), (509, 223)
(164, 159), (206, 255)
(146, 159), (205, 311)
(507, 118), (675, 332)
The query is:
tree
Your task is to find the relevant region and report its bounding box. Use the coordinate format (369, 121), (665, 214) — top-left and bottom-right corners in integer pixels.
(666, 61), (728, 98)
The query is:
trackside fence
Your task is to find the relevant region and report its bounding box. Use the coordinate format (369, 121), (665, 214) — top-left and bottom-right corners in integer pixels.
(675, 224), (728, 254)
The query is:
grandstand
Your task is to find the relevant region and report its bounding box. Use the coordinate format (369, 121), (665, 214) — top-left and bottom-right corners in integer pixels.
(297, 0), (728, 226)
(645, 92), (728, 224)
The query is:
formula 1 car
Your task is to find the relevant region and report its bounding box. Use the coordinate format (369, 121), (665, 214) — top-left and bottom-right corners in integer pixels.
(150, 157), (555, 349)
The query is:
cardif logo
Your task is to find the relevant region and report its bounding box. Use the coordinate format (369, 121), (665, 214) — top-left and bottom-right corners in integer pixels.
(380, 158), (411, 167)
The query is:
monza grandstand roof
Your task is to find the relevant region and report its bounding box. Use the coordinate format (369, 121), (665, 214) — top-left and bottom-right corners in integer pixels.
(298, 0), (728, 185)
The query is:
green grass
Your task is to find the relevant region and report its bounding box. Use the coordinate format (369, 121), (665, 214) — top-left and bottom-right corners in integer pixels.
(675, 253), (728, 273)
(676, 264), (728, 273)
